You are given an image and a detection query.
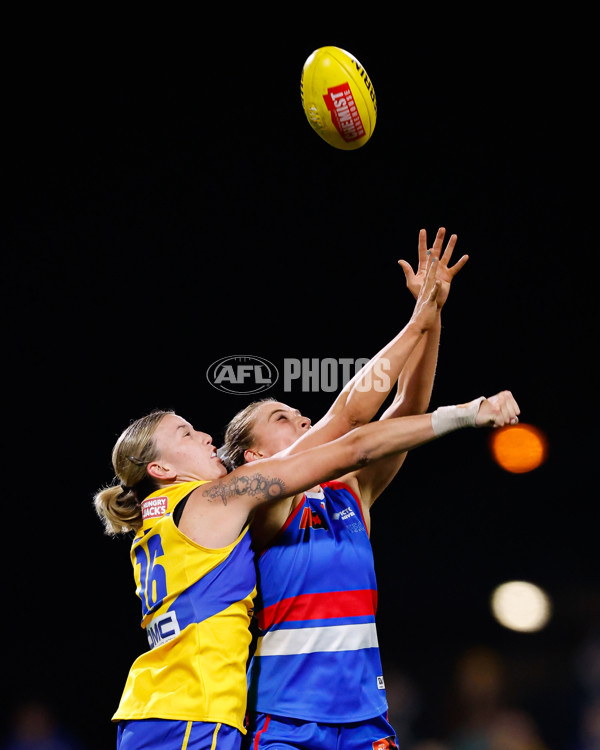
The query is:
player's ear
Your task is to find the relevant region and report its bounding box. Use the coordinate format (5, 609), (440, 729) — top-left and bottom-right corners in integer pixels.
(147, 461), (177, 481)
(243, 448), (263, 464)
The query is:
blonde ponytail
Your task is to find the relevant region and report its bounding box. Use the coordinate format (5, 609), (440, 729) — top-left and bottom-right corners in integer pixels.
(94, 485), (143, 535)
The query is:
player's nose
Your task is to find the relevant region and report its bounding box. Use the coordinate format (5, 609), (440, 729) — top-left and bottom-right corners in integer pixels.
(299, 416), (311, 430)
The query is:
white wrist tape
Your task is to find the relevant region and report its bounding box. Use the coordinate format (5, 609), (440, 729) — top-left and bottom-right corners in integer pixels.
(431, 397), (486, 436)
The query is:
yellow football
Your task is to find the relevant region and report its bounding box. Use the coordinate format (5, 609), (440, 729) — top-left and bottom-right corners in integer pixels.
(300, 46), (377, 150)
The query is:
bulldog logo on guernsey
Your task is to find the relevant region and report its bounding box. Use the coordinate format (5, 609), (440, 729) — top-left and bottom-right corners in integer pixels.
(324, 84), (365, 142)
(142, 495), (168, 521)
(299, 507), (329, 532)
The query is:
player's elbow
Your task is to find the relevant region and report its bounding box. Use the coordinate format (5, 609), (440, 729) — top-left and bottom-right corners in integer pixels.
(345, 429), (375, 469)
(342, 406), (370, 431)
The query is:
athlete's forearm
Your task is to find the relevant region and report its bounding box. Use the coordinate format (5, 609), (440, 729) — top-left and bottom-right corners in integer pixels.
(348, 411), (436, 464)
(207, 392), (517, 513)
(382, 315), (442, 419)
(341, 320), (425, 425)
(349, 393), (497, 463)
(338, 262), (440, 426)
(216, 406), (438, 509)
(287, 320), (427, 456)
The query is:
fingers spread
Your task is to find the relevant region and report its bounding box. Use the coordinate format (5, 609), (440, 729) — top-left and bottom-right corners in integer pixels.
(418, 228), (429, 269)
(431, 227), (446, 259)
(449, 253), (469, 277)
(397, 259), (415, 284)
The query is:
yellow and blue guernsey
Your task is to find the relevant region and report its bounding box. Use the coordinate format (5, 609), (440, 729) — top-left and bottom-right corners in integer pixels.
(113, 480), (257, 732)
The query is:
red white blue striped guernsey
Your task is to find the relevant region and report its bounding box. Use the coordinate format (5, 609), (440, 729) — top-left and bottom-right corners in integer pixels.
(246, 481), (388, 723)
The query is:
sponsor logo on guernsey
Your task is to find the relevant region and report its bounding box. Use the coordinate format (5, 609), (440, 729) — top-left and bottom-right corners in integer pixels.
(299, 506), (329, 532)
(333, 507), (356, 521)
(373, 738), (398, 750)
(146, 611), (181, 648)
(323, 83), (365, 142)
(377, 675), (385, 690)
(334, 506), (362, 533)
(142, 495), (168, 521)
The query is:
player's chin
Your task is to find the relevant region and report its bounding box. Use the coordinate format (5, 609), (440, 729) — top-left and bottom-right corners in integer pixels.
(208, 458), (229, 479)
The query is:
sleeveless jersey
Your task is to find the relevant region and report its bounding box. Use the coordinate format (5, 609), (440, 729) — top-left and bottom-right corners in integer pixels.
(113, 480), (257, 732)
(246, 481), (388, 723)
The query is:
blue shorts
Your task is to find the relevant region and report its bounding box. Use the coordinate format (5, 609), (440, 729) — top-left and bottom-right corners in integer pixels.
(242, 712), (398, 750)
(117, 719), (242, 750)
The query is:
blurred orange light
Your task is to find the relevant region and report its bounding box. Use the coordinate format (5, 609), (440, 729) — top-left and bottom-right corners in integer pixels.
(489, 423), (548, 474)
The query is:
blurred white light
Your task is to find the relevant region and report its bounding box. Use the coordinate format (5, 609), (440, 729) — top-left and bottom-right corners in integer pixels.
(491, 580), (552, 633)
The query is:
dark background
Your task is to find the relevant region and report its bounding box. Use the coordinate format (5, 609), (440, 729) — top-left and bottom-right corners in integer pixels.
(5, 10), (595, 749)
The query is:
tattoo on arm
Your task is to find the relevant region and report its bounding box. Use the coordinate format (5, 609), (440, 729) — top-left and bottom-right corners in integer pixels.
(202, 473), (286, 506)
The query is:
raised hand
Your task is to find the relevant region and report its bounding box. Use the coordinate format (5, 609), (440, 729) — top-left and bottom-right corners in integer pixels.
(409, 252), (441, 333)
(398, 227), (469, 309)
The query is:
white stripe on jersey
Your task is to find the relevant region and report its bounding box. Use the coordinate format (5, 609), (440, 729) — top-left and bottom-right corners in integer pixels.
(255, 622), (379, 657)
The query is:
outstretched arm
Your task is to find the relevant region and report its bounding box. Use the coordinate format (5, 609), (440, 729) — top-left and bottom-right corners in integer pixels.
(180, 391), (520, 547)
(392, 226), (469, 416)
(283, 241), (444, 457)
(287, 228), (467, 458)
(349, 228), (468, 503)
(393, 226), (470, 415)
